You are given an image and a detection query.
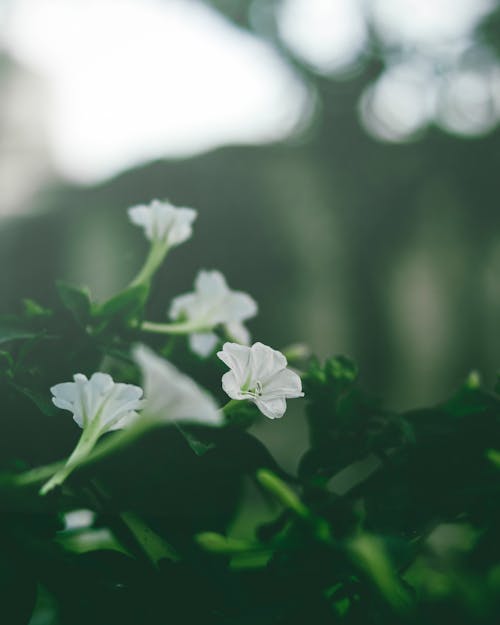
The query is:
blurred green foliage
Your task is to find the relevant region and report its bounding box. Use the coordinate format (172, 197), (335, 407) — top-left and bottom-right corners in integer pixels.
(2, 1), (500, 408)
(0, 231), (499, 624)
(1, 2), (500, 622)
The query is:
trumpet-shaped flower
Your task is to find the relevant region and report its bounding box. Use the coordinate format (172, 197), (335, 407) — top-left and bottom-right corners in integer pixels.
(128, 199), (197, 248)
(133, 344), (222, 426)
(40, 373), (144, 494)
(169, 270), (257, 357)
(51, 373), (144, 434)
(217, 342), (304, 419)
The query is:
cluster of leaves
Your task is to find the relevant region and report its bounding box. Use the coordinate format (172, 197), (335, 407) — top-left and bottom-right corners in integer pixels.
(1, 266), (500, 624)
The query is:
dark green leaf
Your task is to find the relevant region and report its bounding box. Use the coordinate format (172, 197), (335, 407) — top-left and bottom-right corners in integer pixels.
(0, 555), (37, 625)
(175, 423), (215, 456)
(22, 298), (52, 319)
(0, 317), (39, 345)
(94, 284), (149, 324)
(9, 381), (58, 416)
(56, 281), (92, 326)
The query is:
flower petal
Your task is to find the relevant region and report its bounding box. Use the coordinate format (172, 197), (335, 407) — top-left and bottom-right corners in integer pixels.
(195, 270), (229, 296)
(50, 372), (143, 433)
(189, 332), (219, 357)
(51, 396), (73, 412)
(217, 342), (304, 419)
(166, 207), (197, 246)
(128, 200), (197, 247)
(223, 292), (258, 321)
(221, 370), (244, 400)
(114, 383), (144, 403)
(106, 410), (140, 432)
(255, 397), (287, 419)
(89, 372), (114, 395)
(169, 292), (196, 321)
(169, 270), (257, 332)
(217, 342), (251, 385)
(128, 205), (154, 238)
(249, 342), (287, 383)
(134, 344), (222, 426)
(50, 381), (77, 404)
(225, 322), (250, 345)
(263, 368), (304, 399)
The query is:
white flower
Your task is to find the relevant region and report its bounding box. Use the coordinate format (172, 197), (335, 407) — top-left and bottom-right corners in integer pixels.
(169, 270), (257, 357)
(41, 373), (144, 494)
(217, 342), (304, 419)
(51, 372), (144, 434)
(128, 199), (197, 248)
(133, 344), (222, 425)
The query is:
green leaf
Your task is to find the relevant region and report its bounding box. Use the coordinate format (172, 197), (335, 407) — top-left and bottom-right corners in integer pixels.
(195, 532), (258, 554)
(325, 355), (358, 383)
(9, 382), (58, 416)
(0, 554), (37, 625)
(256, 469), (309, 519)
(94, 283), (149, 324)
(494, 372), (500, 396)
(348, 534), (414, 614)
(0, 317), (39, 345)
(175, 423), (215, 456)
(443, 382), (491, 418)
(0, 350), (14, 372)
(223, 399), (259, 429)
(56, 280), (92, 326)
(487, 449), (500, 468)
(118, 511), (180, 565)
(22, 298), (52, 319)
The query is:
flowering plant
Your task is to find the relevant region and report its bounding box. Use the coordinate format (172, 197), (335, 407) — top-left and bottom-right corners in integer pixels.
(0, 198), (499, 625)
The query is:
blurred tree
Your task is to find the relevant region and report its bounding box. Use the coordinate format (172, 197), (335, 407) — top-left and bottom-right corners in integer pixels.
(2, 0), (500, 409)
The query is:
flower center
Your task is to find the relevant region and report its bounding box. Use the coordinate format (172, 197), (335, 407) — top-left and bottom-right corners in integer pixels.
(243, 379), (263, 399)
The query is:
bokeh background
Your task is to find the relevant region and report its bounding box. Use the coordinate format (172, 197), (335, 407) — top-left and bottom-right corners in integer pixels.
(1, 0), (500, 415)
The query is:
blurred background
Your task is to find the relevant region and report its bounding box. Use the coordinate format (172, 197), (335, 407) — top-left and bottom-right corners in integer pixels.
(1, 0), (500, 412)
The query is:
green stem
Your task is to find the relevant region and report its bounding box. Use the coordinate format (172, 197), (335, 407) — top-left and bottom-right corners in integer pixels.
(348, 534), (413, 614)
(120, 511), (180, 565)
(129, 239), (169, 288)
(81, 417), (156, 467)
(256, 468), (331, 542)
(196, 532), (270, 555)
(256, 468), (310, 520)
(3, 461), (62, 488)
(141, 320), (208, 335)
(39, 421), (102, 495)
(0, 417), (158, 491)
(280, 343), (311, 363)
(487, 448), (500, 468)
(222, 398), (242, 415)
(89, 480), (179, 566)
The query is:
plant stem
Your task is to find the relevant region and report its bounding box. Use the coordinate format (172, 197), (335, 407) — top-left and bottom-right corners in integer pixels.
(222, 398), (242, 414)
(39, 422), (102, 495)
(129, 239), (169, 288)
(89, 480), (179, 566)
(120, 511), (180, 565)
(141, 320), (207, 335)
(2, 461), (62, 488)
(0, 418), (157, 491)
(348, 534), (414, 614)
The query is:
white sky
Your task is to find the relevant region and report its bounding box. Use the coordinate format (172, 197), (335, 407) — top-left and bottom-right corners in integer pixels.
(1, 0), (497, 183)
(2, 0), (309, 183)
(371, 0), (494, 49)
(278, 0), (367, 73)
